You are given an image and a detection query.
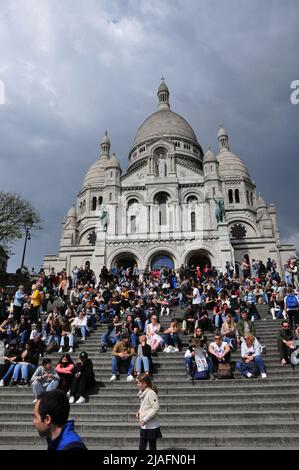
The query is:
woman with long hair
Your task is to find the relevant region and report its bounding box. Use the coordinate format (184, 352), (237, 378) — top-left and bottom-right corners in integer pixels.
(136, 374), (162, 450)
(56, 353), (75, 393)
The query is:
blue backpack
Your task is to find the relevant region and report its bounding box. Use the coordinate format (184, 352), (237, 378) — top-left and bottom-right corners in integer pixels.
(286, 295), (299, 310)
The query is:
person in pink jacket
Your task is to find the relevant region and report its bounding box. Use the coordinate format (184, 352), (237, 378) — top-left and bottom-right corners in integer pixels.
(56, 354), (75, 393)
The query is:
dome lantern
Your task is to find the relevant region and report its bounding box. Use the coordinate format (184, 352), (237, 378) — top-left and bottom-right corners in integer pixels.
(218, 124), (229, 152)
(100, 130), (111, 158)
(157, 78), (170, 111)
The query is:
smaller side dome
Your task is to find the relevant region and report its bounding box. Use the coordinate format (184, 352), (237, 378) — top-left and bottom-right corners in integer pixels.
(203, 147), (217, 163)
(66, 205), (77, 218)
(256, 193), (267, 209)
(106, 152), (121, 169)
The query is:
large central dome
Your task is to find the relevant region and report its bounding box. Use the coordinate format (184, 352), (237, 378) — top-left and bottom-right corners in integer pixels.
(133, 109), (198, 147)
(131, 80), (199, 151)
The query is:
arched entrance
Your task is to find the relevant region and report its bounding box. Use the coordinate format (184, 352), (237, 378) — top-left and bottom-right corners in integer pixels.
(112, 253), (138, 269)
(151, 254), (174, 270)
(186, 251), (211, 270)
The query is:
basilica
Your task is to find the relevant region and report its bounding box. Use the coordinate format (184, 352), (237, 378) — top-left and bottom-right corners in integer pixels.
(43, 80), (295, 276)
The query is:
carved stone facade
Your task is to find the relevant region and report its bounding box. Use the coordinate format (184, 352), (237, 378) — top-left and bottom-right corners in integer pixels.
(43, 81), (296, 276)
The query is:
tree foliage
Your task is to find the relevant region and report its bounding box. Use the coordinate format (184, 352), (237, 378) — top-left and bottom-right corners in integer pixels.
(0, 191), (42, 254)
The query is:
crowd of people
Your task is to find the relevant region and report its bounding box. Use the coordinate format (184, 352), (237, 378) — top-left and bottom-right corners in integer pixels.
(0, 256), (299, 402)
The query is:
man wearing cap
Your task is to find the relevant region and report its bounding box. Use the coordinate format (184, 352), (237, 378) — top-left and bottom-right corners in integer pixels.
(69, 351), (96, 404)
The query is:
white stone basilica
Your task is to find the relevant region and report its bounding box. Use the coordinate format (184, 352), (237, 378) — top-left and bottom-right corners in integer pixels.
(43, 81), (295, 275)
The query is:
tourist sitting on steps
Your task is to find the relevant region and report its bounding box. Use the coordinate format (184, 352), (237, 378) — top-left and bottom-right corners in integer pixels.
(193, 327), (208, 351)
(110, 333), (136, 382)
(31, 358), (60, 403)
(277, 320), (295, 365)
(162, 319), (182, 352)
(58, 318), (75, 354)
(9, 340), (39, 386)
(221, 312), (237, 350)
(56, 354), (75, 393)
(100, 314), (123, 352)
(182, 307), (196, 335)
(236, 310), (256, 345)
(73, 311), (88, 342)
(208, 333), (231, 374)
(236, 333), (267, 379)
(69, 351), (96, 404)
(146, 315), (164, 353)
(0, 341), (20, 387)
(185, 337), (211, 379)
(136, 335), (152, 379)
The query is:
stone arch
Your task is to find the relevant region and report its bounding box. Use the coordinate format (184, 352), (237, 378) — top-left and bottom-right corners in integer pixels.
(182, 188), (204, 204)
(150, 188), (174, 204)
(144, 246), (179, 270)
(183, 245), (217, 268)
(107, 247), (142, 270)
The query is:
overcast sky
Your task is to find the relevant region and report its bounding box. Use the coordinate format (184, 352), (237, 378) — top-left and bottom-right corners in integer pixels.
(0, 0), (298, 272)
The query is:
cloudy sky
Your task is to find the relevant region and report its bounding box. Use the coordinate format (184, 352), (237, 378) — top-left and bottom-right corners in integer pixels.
(0, 0), (298, 272)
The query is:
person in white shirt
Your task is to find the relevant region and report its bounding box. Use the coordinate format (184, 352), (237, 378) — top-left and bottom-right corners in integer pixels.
(236, 333), (267, 379)
(189, 282), (202, 317)
(73, 312), (87, 341)
(208, 334), (231, 372)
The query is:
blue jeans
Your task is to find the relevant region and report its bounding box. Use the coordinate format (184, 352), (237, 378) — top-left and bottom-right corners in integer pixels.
(32, 379), (59, 398)
(214, 314), (226, 328)
(112, 356), (135, 375)
(60, 334), (74, 348)
(12, 363), (37, 381)
(130, 333), (139, 349)
(79, 326), (87, 339)
(2, 362), (17, 381)
(18, 331), (29, 346)
(163, 333), (181, 348)
(101, 333), (120, 347)
(236, 355), (266, 377)
(137, 356), (150, 373)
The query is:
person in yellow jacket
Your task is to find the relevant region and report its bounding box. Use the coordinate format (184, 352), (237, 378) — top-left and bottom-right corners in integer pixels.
(30, 285), (43, 323)
(136, 374), (162, 450)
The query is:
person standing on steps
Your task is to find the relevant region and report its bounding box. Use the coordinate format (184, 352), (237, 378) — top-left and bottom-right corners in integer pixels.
(33, 389), (87, 450)
(136, 374), (162, 450)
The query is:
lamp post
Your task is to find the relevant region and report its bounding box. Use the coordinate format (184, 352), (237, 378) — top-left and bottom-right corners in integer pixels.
(20, 226), (31, 269)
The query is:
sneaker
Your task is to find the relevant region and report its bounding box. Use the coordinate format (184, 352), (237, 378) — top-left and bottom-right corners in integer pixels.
(10, 380), (17, 387)
(69, 348), (74, 353)
(0, 379), (4, 387)
(174, 347), (179, 352)
(261, 373), (267, 379)
(75, 396), (86, 404)
(261, 345), (267, 354)
(281, 359), (287, 366)
(17, 379), (27, 387)
(32, 399), (38, 404)
(101, 346), (107, 353)
(246, 372), (253, 378)
(69, 396), (75, 404)
(127, 375), (134, 382)
(58, 347), (63, 353)
(110, 375), (117, 382)
(81, 337), (86, 342)
(67, 390), (71, 397)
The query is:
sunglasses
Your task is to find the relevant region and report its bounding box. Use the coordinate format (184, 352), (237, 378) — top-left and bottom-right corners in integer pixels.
(215, 337), (221, 340)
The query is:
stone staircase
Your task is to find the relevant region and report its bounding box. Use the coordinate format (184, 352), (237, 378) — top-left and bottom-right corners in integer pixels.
(0, 304), (298, 450)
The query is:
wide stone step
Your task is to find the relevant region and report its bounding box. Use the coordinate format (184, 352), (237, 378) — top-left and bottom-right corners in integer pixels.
(1, 431), (299, 448)
(1, 409), (298, 422)
(2, 421), (299, 434)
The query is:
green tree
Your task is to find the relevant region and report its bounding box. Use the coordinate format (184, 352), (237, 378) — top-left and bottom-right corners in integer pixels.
(0, 191), (42, 255)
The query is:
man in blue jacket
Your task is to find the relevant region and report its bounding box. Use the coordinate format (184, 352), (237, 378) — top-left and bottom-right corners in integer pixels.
(33, 389), (87, 450)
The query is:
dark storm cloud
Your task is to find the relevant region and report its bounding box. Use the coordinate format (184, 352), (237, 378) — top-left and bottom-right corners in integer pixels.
(0, 0), (298, 271)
